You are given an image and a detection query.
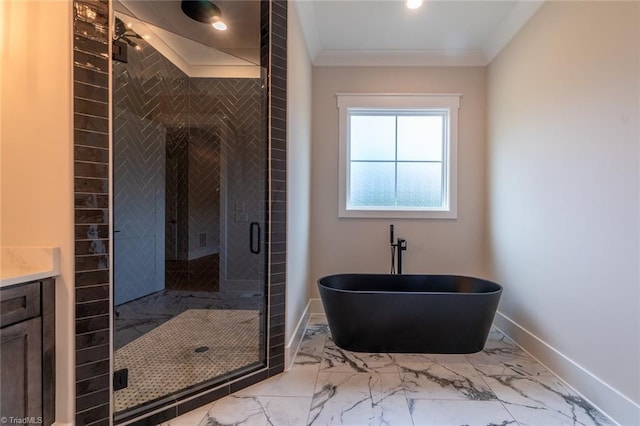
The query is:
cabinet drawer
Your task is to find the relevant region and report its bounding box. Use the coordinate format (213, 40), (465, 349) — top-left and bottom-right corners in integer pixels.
(0, 281), (41, 328)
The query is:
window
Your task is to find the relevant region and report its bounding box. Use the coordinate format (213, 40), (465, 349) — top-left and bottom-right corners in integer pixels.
(338, 94), (460, 219)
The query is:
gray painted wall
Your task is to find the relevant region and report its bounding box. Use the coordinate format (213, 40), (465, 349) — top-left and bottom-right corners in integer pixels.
(487, 2), (639, 424)
(310, 66), (487, 295)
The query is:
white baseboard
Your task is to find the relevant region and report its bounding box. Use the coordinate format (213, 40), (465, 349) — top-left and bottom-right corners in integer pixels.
(494, 311), (639, 426)
(285, 302), (311, 370)
(284, 299), (325, 370)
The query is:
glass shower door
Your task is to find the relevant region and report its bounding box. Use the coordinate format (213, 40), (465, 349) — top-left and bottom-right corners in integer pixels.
(111, 2), (267, 417)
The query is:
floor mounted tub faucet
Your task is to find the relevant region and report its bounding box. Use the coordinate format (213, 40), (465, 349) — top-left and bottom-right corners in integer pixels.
(389, 224), (408, 274)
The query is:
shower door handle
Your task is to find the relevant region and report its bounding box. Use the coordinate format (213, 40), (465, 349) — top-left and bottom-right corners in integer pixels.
(250, 222), (261, 254)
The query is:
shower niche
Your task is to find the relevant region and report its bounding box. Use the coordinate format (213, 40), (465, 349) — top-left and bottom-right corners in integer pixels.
(110, 0), (276, 421)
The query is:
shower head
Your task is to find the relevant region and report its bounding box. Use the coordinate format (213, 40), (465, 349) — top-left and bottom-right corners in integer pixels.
(112, 17), (144, 62)
(113, 17), (143, 49)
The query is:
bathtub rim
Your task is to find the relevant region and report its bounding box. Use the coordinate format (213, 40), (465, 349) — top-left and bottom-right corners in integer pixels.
(317, 273), (503, 295)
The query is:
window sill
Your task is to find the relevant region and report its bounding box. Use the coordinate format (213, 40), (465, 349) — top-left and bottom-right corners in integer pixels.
(339, 207), (457, 220)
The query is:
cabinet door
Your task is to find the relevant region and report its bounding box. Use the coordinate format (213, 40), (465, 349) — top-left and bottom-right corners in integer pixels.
(0, 317), (42, 419)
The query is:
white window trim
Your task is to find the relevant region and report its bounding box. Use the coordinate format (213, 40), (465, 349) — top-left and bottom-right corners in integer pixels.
(337, 93), (460, 219)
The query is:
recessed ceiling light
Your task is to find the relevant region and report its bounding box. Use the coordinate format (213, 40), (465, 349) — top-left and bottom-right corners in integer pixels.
(212, 21), (227, 31)
(406, 0), (423, 9)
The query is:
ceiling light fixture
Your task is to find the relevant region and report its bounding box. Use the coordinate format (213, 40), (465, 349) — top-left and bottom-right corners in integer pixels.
(405, 0), (423, 9)
(212, 21), (227, 31)
(181, 0), (227, 30)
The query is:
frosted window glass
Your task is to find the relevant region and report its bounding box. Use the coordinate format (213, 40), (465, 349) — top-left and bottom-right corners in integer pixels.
(350, 162), (395, 207)
(397, 162), (442, 207)
(397, 116), (443, 161)
(350, 115), (396, 161)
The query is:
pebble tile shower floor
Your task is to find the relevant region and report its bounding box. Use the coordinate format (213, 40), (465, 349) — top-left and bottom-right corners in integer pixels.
(161, 316), (613, 426)
(114, 309), (260, 412)
(113, 290), (264, 412)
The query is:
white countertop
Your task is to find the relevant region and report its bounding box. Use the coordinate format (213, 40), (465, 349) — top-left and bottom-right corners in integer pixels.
(0, 247), (60, 288)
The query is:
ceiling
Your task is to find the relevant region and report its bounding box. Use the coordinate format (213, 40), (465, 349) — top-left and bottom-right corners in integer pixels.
(294, 0), (544, 66)
(114, 0), (261, 77)
(112, 0), (544, 74)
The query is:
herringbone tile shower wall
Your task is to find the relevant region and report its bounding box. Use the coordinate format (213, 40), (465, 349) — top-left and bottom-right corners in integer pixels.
(113, 36), (264, 296)
(112, 35), (186, 303)
(190, 79), (265, 284)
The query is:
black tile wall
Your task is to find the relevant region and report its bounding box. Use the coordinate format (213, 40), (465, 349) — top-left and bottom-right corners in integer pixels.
(267, 0), (288, 377)
(73, 0), (111, 424)
(76, 389), (110, 413)
(72, 0), (286, 424)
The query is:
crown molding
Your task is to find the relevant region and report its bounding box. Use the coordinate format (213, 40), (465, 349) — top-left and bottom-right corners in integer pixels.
(313, 49), (488, 67)
(291, 0), (322, 62)
(186, 65), (260, 78)
(482, 1), (545, 63)
(294, 0), (544, 68)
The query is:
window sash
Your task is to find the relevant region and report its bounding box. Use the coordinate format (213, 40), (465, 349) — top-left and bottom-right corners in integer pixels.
(347, 110), (448, 210)
(337, 93), (460, 219)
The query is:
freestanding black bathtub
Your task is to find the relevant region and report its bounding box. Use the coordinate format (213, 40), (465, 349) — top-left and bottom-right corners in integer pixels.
(318, 274), (502, 354)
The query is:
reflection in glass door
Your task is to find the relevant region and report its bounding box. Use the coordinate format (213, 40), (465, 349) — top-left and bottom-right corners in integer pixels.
(111, 4), (267, 416)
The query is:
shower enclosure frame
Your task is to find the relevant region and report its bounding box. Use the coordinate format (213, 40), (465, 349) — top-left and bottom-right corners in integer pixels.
(71, 0), (288, 424)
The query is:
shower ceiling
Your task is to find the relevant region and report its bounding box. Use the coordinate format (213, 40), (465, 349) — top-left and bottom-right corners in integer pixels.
(114, 0), (261, 66)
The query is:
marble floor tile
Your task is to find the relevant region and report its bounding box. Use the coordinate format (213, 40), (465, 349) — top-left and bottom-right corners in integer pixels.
(408, 399), (517, 426)
(482, 371), (614, 426)
(394, 352), (470, 367)
(160, 407), (209, 426)
(486, 328), (508, 341)
(237, 364), (320, 397)
(464, 332), (553, 379)
(309, 372), (412, 426)
(200, 395), (312, 426)
(468, 351), (551, 379)
(473, 332), (530, 362)
(308, 314), (328, 326)
(400, 362), (496, 401)
(152, 319), (614, 426)
(471, 358), (552, 380)
(295, 323), (330, 367)
(321, 337), (398, 373)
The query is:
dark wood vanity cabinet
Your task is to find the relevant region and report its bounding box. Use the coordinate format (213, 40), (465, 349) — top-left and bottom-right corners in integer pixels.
(1, 278), (55, 425)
